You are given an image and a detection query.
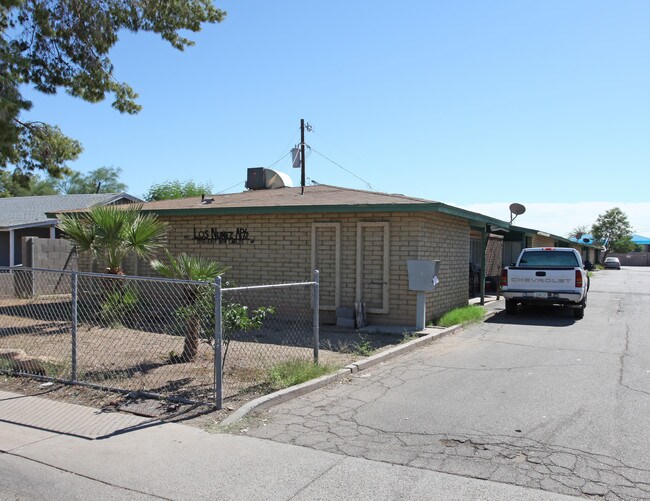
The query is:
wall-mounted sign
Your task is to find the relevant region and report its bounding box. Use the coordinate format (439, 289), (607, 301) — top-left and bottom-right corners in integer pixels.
(184, 227), (254, 245)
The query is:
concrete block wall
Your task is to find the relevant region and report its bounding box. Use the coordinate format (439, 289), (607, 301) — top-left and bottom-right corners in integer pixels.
(609, 252), (650, 266)
(15, 237), (77, 297)
(145, 211), (472, 327)
(30, 238), (78, 271)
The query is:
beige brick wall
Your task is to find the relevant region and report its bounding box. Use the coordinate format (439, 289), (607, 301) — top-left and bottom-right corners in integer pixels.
(78, 210), (472, 326)
(531, 235), (555, 248)
(185, 211), (467, 325)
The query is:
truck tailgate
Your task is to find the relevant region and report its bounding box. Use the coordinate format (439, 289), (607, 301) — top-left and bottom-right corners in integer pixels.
(506, 268), (576, 292)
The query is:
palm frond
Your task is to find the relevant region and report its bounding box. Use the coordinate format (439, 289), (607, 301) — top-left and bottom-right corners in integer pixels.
(150, 251), (230, 282)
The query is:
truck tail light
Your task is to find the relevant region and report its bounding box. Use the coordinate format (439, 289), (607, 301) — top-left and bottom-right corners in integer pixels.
(501, 269), (508, 287)
(575, 269), (583, 288)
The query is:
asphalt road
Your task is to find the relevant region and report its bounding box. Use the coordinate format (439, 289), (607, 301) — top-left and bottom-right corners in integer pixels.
(246, 267), (650, 500)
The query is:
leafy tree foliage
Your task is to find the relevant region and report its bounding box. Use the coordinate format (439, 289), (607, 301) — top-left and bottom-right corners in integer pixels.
(0, 170), (57, 196)
(591, 208), (633, 258)
(1, 1), (225, 182)
(0, 165), (127, 196)
(58, 166), (127, 194)
(610, 236), (640, 253)
(144, 179), (212, 201)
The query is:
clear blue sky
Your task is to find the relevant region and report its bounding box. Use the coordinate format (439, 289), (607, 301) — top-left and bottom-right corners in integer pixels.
(23, 1), (650, 235)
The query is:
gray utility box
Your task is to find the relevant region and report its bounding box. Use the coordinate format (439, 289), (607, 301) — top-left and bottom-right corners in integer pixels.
(407, 260), (440, 292)
(407, 260), (441, 330)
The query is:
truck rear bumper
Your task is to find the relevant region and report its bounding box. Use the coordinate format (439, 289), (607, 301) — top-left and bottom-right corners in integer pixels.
(502, 290), (585, 306)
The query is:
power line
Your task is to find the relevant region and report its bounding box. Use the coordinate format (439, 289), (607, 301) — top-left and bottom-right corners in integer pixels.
(310, 147), (374, 191)
(215, 180), (244, 195)
(267, 129), (300, 169)
(267, 151), (290, 168)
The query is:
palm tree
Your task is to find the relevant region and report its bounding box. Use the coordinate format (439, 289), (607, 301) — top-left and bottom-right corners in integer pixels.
(151, 251), (230, 362)
(57, 204), (168, 275)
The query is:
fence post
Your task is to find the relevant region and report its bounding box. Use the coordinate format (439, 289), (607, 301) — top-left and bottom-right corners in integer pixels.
(71, 271), (78, 383)
(214, 276), (223, 409)
(313, 270), (320, 364)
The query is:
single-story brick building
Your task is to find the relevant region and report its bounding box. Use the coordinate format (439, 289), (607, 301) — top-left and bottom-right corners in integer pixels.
(137, 183), (506, 327)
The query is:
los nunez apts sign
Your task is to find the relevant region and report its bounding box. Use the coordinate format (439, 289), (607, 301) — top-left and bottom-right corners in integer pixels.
(184, 227), (254, 245)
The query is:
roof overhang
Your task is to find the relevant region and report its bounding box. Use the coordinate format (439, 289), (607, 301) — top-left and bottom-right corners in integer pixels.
(139, 201), (512, 229)
(0, 220), (58, 232)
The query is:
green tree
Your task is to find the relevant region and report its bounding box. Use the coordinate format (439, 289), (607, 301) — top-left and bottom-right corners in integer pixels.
(0, 170), (58, 197)
(144, 180), (213, 201)
(591, 208), (633, 258)
(610, 236), (640, 253)
(58, 166), (127, 194)
(57, 204), (168, 275)
(151, 250), (229, 362)
(1, 1), (225, 182)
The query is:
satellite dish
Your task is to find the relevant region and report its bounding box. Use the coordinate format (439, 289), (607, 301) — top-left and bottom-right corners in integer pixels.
(509, 203), (526, 224)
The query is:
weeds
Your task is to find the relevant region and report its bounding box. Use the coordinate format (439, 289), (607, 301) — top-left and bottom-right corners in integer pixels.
(336, 334), (375, 357)
(266, 360), (337, 390)
(437, 305), (486, 327)
(400, 332), (420, 344)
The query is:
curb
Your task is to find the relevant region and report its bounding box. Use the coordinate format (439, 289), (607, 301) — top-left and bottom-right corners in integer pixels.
(220, 305), (503, 426)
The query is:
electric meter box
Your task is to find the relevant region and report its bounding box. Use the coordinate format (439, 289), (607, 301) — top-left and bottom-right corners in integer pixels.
(407, 260), (440, 292)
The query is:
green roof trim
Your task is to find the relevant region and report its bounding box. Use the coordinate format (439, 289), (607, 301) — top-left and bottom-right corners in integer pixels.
(140, 201), (510, 227)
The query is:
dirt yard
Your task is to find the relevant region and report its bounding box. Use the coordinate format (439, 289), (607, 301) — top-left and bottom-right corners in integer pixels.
(0, 296), (408, 422)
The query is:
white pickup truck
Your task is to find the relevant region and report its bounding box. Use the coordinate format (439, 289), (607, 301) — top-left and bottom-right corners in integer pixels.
(501, 247), (589, 319)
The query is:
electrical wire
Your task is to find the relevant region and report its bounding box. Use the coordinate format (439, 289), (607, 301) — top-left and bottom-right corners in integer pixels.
(267, 129), (300, 169)
(215, 180), (245, 195)
(310, 147), (374, 191)
(267, 151), (291, 168)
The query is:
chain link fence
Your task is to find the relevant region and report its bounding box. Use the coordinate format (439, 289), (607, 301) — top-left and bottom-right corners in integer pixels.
(0, 267), (319, 408)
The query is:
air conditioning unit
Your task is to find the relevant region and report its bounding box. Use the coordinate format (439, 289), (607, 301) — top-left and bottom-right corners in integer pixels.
(245, 168), (294, 190)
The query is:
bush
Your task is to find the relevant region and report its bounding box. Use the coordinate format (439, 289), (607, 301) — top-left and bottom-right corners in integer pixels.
(266, 360), (337, 390)
(437, 305), (485, 327)
(100, 285), (139, 326)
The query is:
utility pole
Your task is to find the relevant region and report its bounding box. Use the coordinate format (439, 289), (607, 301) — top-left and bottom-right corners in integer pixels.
(300, 118), (306, 195)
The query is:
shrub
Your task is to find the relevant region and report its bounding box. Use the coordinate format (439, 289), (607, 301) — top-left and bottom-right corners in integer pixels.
(437, 305), (485, 327)
(266, 360), (337, 390)
(100, 286), (139, 326)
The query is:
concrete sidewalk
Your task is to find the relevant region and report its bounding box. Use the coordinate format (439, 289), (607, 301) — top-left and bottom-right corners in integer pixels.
(0, 390), (578, 501)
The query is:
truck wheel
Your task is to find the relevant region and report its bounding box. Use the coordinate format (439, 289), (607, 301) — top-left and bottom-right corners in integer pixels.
(573, 306), (585, 319)
(505, 299), (517, 315)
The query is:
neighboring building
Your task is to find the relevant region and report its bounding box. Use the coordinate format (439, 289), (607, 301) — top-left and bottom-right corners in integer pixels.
(503, 227), (601, 267)
(138, 183), (506, 327)
(632, 234), (650, 252)
(609, 234), (650, 267)
(0, 193), (140, 267)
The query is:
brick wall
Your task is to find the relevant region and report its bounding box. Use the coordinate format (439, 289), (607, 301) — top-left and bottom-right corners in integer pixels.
(139, 211), (472, 327)
(531, 235), (555, 247)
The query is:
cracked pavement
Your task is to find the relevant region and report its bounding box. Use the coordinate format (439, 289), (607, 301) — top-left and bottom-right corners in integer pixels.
(243, 268), (650, 500)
